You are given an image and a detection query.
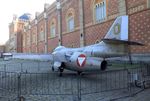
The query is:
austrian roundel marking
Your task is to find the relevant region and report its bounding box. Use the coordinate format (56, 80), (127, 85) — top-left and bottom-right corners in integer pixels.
(77, 54), (86, 67)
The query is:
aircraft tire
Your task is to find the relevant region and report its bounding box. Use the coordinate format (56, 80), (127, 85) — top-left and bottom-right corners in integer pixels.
(59, 67), (64, 77)
(77, 71), (82, 75)
(52, 66), (54, 71)
(101, 60), (107, 71)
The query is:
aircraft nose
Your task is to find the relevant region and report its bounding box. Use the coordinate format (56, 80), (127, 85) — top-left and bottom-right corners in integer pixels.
(52, 51), (57, 55)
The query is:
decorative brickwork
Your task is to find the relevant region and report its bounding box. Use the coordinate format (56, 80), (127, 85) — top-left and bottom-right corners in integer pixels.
(85, 21), (113, 45)
(129, 9), (150, 53)
(62, 31), (80, 48)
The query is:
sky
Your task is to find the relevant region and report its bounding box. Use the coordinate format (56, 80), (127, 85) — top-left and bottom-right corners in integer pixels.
(0, 0), (55, 45)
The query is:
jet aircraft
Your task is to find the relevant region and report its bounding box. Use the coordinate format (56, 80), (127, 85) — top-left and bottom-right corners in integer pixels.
(12, 16), (143, 76)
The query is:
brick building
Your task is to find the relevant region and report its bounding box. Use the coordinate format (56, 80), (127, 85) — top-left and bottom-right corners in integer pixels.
(8, 14), (31, 53)
(14, 0), (150, 54)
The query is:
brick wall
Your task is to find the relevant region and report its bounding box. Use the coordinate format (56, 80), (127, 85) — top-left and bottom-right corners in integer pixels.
(62, 31), (80, 48)
(38, 42), (45, 53)
(83, 0), (93, 25)
(129, 9), (150, 53)
(31, 44), (36, 53)
(16, 32), (22, 52)
(48, 38), (59, 52)
(47, 15), (58, 38)
(85, 21), (113, 45)
(22, 0), (150, 54)
(30, 26), (37, 53)
(127, 0), (147, 14)
(37, 18), (45, 53)
(107, 0), (119, 16)
(127, 0), (147, 9)
(47, 8), (58, 53)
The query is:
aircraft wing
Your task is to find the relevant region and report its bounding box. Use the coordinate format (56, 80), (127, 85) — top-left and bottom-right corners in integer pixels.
(12, 53), (53, 61)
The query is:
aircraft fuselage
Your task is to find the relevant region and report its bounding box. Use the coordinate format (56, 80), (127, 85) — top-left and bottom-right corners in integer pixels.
(52, 41), (127, 72)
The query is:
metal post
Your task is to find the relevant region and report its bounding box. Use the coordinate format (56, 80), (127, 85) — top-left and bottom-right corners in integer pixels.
(147, 64), (150, 76)
(21, 63), (23, 73)
(4, 64), (6, 77)
(127, 70), (132, 95)
(38, 62), (40, 72)
(77, 74), (81, 101)
(18, 74), (22, 101)
(19, 96), (25, 101)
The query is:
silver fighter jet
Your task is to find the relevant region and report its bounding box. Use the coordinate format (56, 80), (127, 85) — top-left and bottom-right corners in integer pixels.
(51, 16), (143, 76)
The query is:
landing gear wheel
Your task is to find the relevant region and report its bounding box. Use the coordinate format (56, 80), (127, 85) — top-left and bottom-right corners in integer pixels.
(52, 66), (54, 71)
(77, 71), (82, 75)
(59, 67), (64, 77)
(101, 60), (107, 71)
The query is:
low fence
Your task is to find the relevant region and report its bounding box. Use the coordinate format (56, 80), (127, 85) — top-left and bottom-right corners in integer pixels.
(0, 63), (150, 101)
(0, 72), (19, 101)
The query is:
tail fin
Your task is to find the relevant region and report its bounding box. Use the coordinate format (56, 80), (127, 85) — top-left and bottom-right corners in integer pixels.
(104, 16), (128, 41)
(103, 16), (143, 46)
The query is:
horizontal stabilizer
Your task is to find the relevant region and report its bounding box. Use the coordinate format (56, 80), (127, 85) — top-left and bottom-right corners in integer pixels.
(102, 38), (144, 46)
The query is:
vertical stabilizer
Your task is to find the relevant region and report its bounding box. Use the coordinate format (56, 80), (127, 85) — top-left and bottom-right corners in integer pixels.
(104, 16), (128, 41)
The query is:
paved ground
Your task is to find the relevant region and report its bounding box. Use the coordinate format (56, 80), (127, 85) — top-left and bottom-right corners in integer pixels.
(114, 89), (150, 101)
(0, 58), (150, 101)
(0, 59), (51, 73)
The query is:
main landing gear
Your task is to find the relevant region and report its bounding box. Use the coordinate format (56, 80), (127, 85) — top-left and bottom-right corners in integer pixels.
(59, 67), (64, 77)
(59, 62), (65, 77)
(77, 71), (82, 75)
(52, 66), (54, 71)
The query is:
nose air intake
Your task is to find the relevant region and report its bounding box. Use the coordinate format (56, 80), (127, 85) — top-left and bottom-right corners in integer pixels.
(101, 60), (107, 71)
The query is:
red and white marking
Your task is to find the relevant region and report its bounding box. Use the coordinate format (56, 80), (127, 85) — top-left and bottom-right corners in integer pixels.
(77, 54), (86, 67)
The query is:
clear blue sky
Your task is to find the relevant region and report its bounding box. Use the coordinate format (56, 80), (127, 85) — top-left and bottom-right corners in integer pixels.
(0, 0), (55, 45)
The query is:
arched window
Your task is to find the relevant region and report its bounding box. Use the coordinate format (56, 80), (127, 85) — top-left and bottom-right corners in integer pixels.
(94, 0), (107, 23)
(39, 26), (44, 41)
(50, 20), (56, 38)
(66, 8), (75, 32)
(67, 13), (74, 32)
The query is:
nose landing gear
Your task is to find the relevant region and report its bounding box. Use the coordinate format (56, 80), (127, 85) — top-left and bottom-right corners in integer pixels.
(101, 60), (107, 71)
(59, 62), (65, 77)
